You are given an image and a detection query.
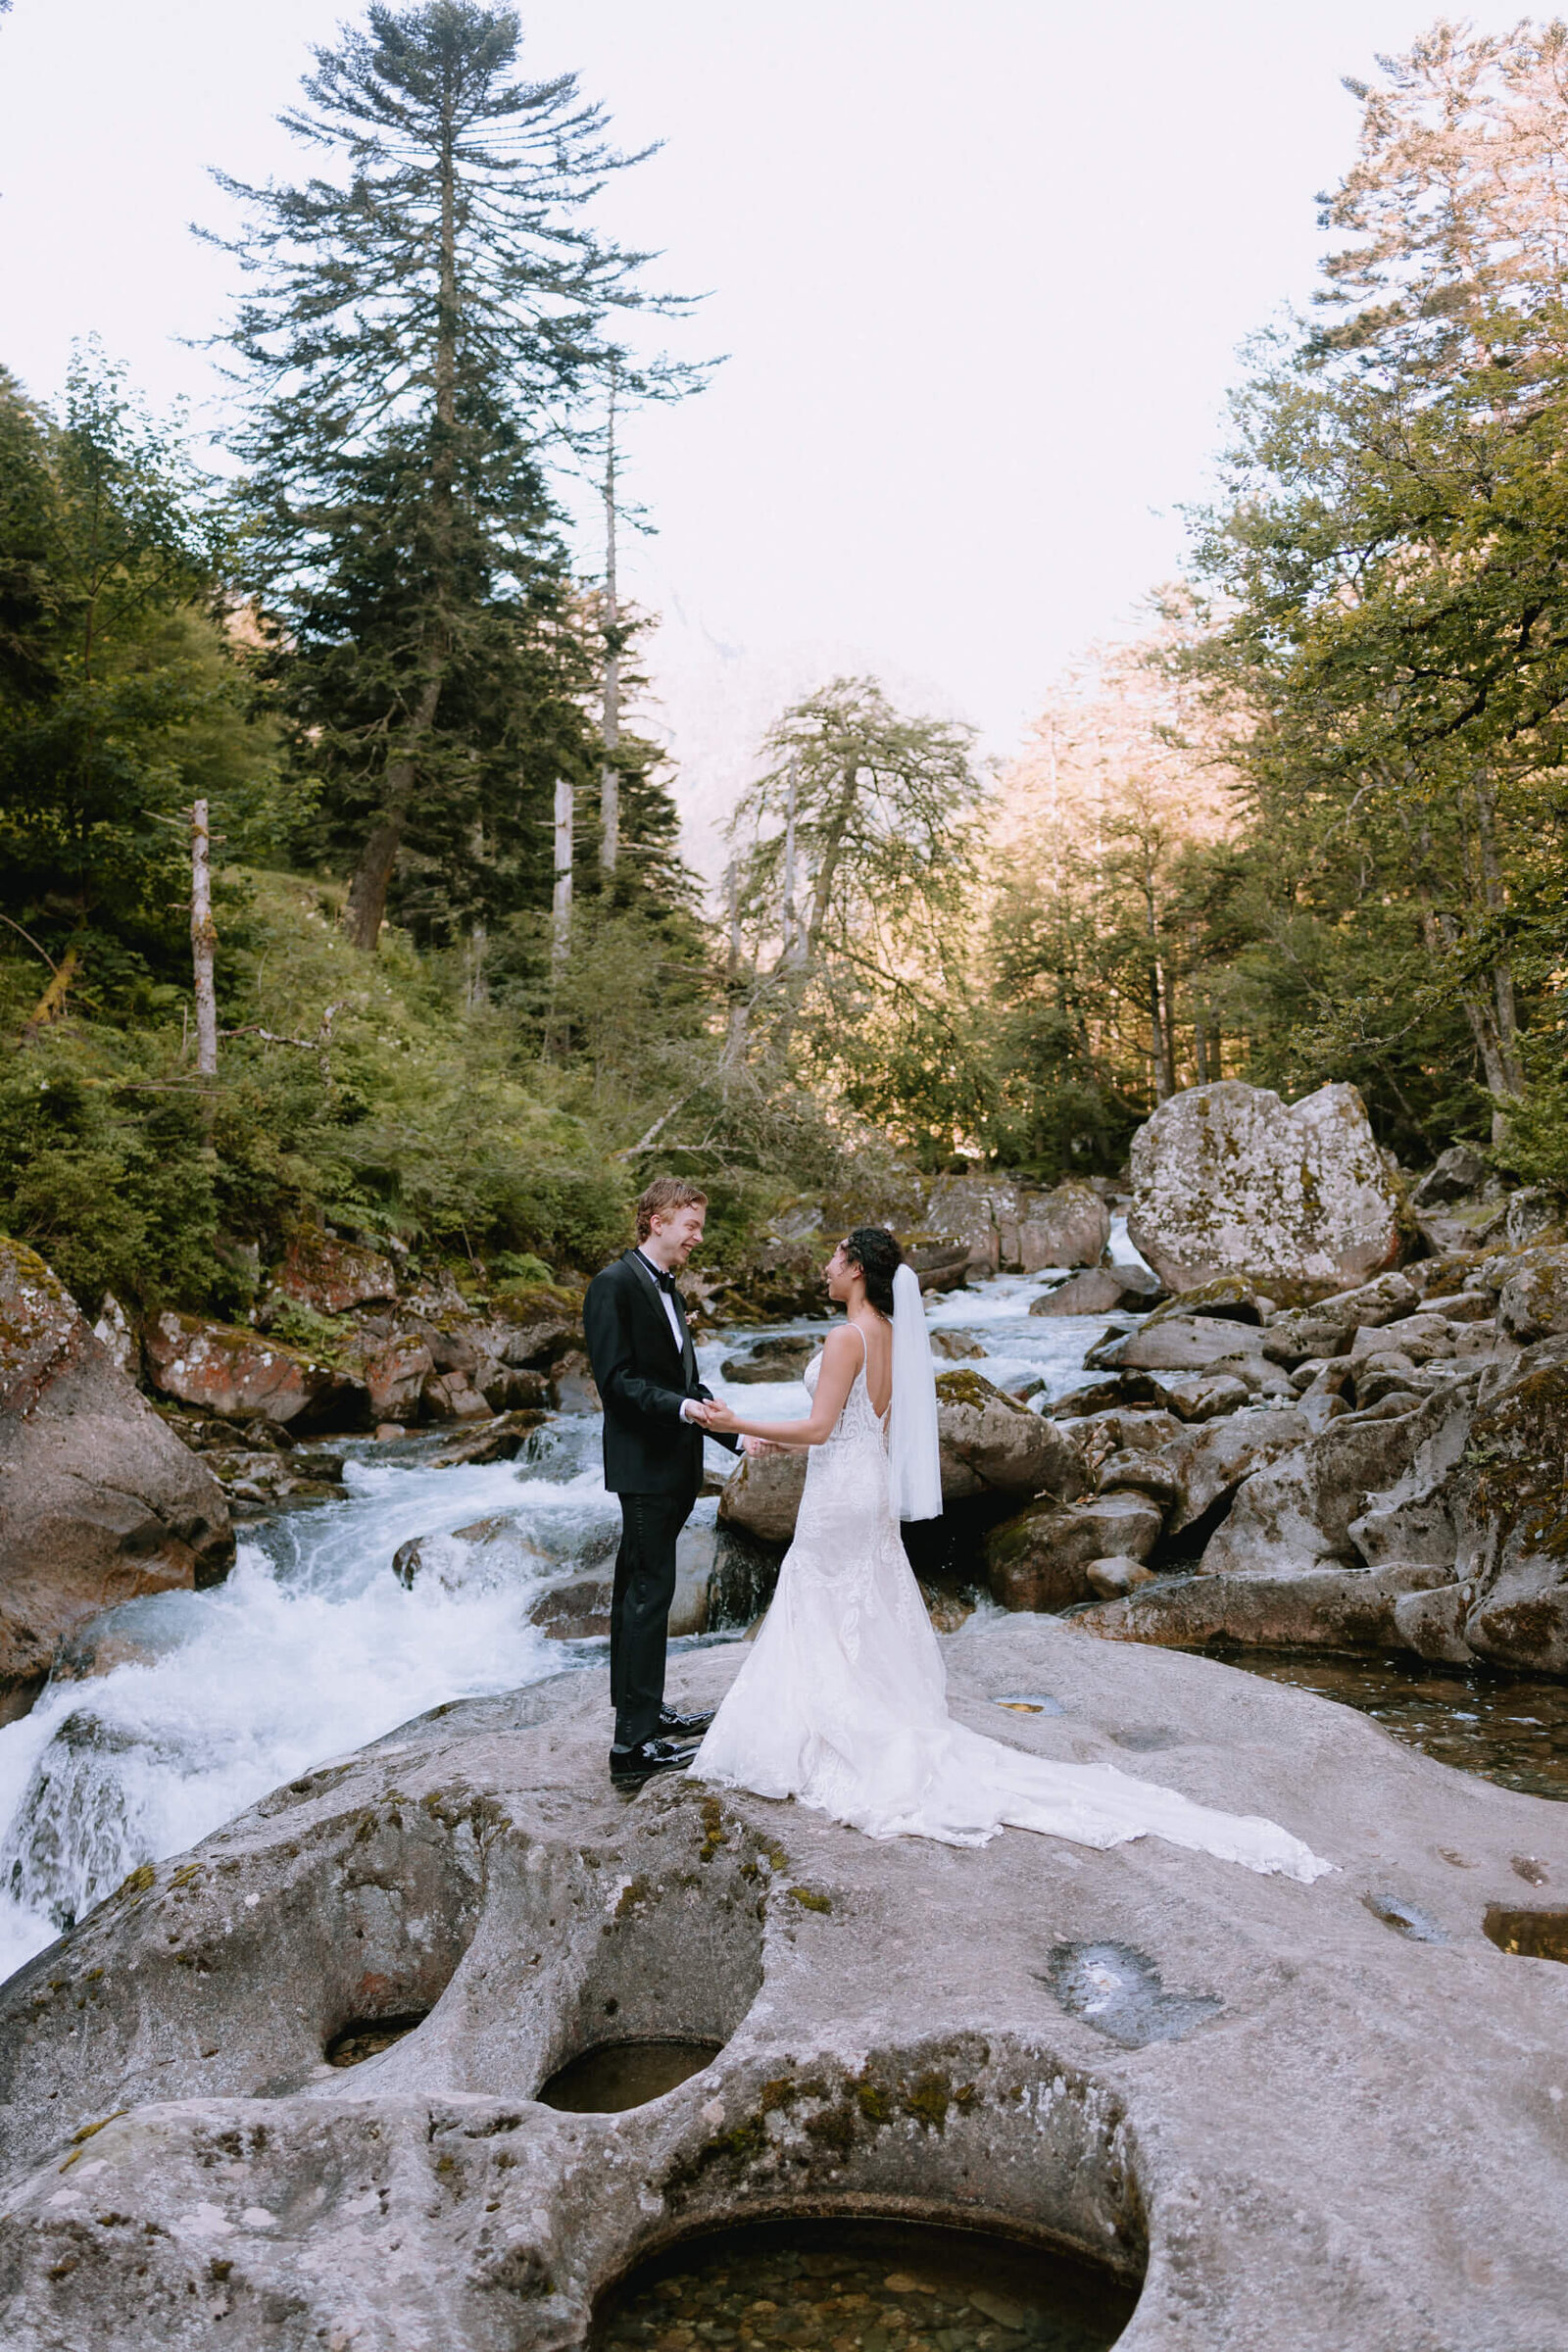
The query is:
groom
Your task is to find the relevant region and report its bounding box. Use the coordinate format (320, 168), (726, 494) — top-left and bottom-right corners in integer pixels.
(582, 1177), (740, 1786)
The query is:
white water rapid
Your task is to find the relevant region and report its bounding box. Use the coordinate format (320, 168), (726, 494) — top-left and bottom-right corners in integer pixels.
(0, 1229), (1152, 1987)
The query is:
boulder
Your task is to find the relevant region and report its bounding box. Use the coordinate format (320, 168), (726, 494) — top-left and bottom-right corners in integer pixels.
(1030, 1267), (1140, 1318)
(1200, 1386), (1478, 1584)
(929, 1328), (987, 1360)
(1095, 1317), (1267, 1374)
(923, 1173), (1017, 1277)
(1015, 1182), (1111, 1272)
(1448, 1353), (1568, 1674)
(987, 1491), (1164, 1610)
(490, 1285), (584, 1370)
(1164, 1408), (1309, 1538)
(905, 1241), (970, 1294)
(935, 1370), (1088, 1503)
(1084, 1554), (1156, 1599)
(720, 1337), (815, 1384)
(717, 1446), (808, 1545)
(1149, 1371), (1253, 1424)
(429, 1410), (549, 1467)
(1504, 1186), (1562, 1250)
(1408, 1146), (1508, 1255)
(145, 1310), (368, 1431)
(418, 1367), (493, 1422)
(275, 1230), (397, 1315)
(1096, 1450), (1180, 1508)
(1126, 1080), (1400, 1294)
(549, 1351), (602, 1414)
(1058, 1407), (1184, 1462)
(1142, 1275), (1272, 1326)
(1495, 1246), (1568, 1344)
(0, 1242), (232, 1707)
(363, 1335), (433, 1424)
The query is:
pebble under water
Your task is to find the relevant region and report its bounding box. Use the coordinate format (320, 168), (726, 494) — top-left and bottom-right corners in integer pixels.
(1220, 1648), (1568, 1800)
(594, 2220), (1138, 2352)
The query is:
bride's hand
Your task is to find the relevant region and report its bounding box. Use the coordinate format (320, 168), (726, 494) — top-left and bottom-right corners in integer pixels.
(699, 1397), (741, 1435)
(744, 1434), (777, 1457)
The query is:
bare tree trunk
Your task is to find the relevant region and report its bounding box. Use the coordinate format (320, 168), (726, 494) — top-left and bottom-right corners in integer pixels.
(721, 858), (748, 1071)
(781, 754), (800, 962)
(600, 366), (620, 875)
(1471, 771), (1523, 1095)
(553, 776), (574, 968)
(466, 816), (489, 1008)
(190, 799), (219, 1079)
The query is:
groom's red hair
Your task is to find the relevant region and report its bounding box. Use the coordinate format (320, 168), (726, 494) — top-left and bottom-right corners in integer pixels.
(635, 1177), (708, 1241)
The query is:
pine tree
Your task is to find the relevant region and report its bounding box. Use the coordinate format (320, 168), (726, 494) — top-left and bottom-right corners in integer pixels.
(209, 2), (694, 950)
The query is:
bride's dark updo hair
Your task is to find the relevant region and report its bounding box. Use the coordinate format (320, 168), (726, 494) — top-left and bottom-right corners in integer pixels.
(842, 1225), (904, 1318)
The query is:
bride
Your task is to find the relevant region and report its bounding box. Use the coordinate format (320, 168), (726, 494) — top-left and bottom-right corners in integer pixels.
(691, 1227), (1329, 1880)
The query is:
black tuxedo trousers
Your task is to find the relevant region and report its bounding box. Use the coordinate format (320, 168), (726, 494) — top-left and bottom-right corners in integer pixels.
(582, 1250), (736, 1748)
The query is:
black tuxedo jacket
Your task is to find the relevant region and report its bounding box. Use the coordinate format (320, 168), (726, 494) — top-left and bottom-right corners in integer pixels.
(582, 1250), (738, 1495)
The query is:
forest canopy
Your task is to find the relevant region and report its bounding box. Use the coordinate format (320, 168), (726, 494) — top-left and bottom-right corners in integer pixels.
(5, 9), (1568, 1316)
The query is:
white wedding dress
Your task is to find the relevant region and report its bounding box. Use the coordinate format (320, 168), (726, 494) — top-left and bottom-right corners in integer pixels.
(693, 1335), (1330, 1880)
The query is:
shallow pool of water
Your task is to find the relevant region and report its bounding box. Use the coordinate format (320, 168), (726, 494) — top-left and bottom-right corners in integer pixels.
(594, 2218), (1137, 2352)
(538, 2037), (723, 2112)
(1219, 1649), (1568, 1800)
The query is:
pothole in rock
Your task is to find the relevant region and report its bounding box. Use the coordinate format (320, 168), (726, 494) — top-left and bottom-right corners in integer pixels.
(1484, 1905), (1568, 1962)
(326, 2012), (429, 2067)
(993, 1693), (1065, 1716)
(1040, 1941), (1222, 2048)
(517, 1814), (765, 2106)
(594, 2217), (1137, 2352)
(1362, 1892), (1447, 1944)
(1105, 1726), (1185, 1752)
(537, 2035), (722, 2112)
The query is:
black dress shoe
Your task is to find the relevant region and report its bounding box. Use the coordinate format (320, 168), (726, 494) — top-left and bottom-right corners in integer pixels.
(657, 1707), (714, 1738)
(610, 1737), (694, 1786)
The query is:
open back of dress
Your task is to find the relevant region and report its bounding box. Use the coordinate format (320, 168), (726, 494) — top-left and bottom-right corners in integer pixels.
(694, 1347), (1330, 1880)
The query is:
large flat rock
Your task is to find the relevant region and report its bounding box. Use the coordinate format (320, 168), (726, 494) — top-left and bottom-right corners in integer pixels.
(0, 1619), (1564, 2350)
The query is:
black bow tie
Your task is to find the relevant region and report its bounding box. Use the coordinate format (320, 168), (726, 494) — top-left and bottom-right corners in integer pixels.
(644, 1257), (677, 1295)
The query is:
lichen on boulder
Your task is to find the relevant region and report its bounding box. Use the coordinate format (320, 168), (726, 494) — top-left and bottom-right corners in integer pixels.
(1127, 1080), (1401, 1295)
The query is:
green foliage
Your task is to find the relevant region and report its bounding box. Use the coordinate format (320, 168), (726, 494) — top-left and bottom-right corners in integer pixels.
(0, 353), (284, 991)
(0, 871), (638, 1311)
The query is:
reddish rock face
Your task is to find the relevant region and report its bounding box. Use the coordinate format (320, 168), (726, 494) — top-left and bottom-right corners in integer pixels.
(0, 1243), (232, 1707)
(145, 1311), (367, 1430)
(276, 1231), (398, 1316)
(364, 1336), (432, 1425)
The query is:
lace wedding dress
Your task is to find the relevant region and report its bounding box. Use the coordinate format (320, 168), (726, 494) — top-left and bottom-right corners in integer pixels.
(693, 1339), (1330, 1880)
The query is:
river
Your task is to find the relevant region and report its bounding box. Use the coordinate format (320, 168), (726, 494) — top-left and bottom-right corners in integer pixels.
(0, 1250), (1148, 1988)
(2, 1232), (1563, 1992)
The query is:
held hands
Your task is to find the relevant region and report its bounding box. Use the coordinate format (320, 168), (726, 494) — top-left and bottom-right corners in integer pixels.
(692, 1396), (741, 1437)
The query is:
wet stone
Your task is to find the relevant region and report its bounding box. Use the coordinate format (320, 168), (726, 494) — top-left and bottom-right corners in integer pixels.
(1362, 1893), (1447, 1945)
(1040, 1941), (1223, 2049)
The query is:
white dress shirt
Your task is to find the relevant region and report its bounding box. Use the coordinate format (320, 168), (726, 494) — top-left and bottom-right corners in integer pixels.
(636, 1249), (705, 1424)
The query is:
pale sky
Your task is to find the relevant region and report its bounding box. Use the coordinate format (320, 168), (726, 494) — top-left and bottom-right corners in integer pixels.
(0, 1), (1536, 871)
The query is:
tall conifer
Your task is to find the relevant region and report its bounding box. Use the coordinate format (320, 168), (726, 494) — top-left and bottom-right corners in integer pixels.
(209, 2), (691, 949)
